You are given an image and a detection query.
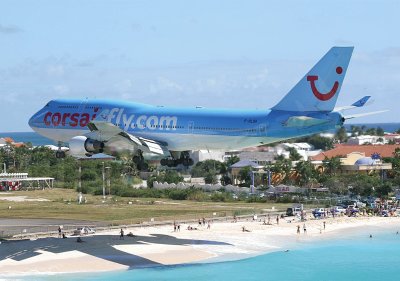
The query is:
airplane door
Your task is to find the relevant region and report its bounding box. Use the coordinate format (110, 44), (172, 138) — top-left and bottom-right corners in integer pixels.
(259, 123), (267, 136)
(188, 121), (194, 134)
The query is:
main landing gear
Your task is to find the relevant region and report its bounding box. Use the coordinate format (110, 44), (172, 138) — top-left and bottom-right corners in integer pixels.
(133, 150), (149, 171)
(55, 142), (66, 158)
(160, 151), (194, 168)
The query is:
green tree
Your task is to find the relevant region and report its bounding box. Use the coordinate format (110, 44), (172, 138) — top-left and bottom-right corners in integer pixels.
(226, 155), (240, 167)
(238, 166), (252, 187)
(322, 156), (342, 176)
(294, 160), (317, 187)
(376, 127), (384, 136)
(296, 134), (334, 150)
(288, 147), (302, 161)
(335, 127), (348, 143)
(271, 157), (293, 184)
(375, 182), (392, 199)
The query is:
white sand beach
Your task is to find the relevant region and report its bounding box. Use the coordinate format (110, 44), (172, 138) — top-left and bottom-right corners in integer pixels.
(0, 215), (399, 276)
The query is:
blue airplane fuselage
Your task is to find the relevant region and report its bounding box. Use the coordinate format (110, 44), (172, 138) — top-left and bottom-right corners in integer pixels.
(29, 98), (342, 151)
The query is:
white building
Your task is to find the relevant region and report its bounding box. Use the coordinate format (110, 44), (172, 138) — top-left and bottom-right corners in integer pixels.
(347, 135), (384, 145)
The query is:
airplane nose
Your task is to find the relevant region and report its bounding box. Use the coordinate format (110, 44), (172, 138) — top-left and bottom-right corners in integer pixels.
(29, 111), (45, 128)
(28, 114), (38, 129)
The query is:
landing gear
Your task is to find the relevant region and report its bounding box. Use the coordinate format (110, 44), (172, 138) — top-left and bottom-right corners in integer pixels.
(55, 142), (66, 158)
(160, 151), (194, 168)
(133, 150), (148, 171)
(55, 150), (66, 158)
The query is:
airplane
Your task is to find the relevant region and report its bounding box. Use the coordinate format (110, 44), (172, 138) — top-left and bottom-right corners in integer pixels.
(29, 47), (384, 170)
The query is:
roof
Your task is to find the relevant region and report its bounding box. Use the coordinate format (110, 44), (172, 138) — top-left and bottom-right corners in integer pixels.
(230, 160), (263, 169)
(310, 144), (400, 161)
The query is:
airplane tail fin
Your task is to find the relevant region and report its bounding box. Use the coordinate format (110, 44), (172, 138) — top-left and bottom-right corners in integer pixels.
(272, 47), (354, 112)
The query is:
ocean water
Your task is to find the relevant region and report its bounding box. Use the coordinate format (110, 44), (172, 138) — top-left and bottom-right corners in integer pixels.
(16, 226), (400, 281)
(344, 122), (400, 133)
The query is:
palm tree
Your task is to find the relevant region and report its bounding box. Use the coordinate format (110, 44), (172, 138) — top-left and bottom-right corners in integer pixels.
(322, 156), (342, 176)
(294, 160), (317, 187)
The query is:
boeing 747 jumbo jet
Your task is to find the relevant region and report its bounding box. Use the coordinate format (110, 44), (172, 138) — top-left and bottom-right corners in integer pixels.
(29, 47), (383, 170)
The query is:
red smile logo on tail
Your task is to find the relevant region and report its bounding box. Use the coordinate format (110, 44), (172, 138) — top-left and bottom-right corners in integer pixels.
(307, 66), (343, 101)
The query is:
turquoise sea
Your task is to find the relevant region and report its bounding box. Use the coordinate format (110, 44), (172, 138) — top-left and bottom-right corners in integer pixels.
(11, 225), (400, 281)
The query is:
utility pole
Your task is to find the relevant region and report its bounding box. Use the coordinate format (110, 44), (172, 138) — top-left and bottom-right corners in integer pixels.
(105, 166), (111, 195)
(102, 161), (105, 200)
(78, 160), (81, 191)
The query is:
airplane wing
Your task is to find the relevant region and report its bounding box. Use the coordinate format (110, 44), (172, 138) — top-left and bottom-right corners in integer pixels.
(283, 116), (330, 127)
(334, 96), (371, 111)
(85, 121), (168, 155)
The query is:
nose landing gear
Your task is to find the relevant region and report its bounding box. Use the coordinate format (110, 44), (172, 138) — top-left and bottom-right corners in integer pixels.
(133, 150), (149, 171)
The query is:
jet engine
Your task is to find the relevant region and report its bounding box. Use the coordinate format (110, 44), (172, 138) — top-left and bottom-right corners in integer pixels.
(69, 136), (105, 157)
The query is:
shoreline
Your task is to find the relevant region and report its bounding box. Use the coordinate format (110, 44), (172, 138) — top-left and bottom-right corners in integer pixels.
(0, 215), (399, 277)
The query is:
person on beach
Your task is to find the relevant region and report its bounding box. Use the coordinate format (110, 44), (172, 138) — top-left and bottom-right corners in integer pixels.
(297, 225), (300, 234)
(207, 221), (211, 229)
(276, 215), (279, 225)
(58, 226), (62, 238)
(120, 228), (124, 240)
(267, 214), (271, 225)
(177, 224), (180, 232)
(323, 221), (326, 230)
(303, 223), (307, 234)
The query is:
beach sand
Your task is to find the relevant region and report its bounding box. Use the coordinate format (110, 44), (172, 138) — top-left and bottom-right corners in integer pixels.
(0, 215), (399, 276)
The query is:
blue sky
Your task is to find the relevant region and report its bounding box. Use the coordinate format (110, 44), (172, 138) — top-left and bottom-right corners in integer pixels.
(1, 0), (400, 131)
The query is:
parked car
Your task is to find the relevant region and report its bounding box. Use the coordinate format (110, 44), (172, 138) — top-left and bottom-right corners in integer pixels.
(286, 207), (301, 217)
(331, 206), (346, 214)
(312, 208), (325, 218)
(346, 205), (359, 216)
(73, 226), (96, 236)
(351, 201), (366, 208)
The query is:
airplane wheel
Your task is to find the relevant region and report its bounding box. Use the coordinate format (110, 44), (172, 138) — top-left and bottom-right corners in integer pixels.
(55, 151), (65, 158)
(167, 159), (175, 167)
(133, 156), (141, 164)
(160, 159), (167, 166)
(137, 162), (148, 171)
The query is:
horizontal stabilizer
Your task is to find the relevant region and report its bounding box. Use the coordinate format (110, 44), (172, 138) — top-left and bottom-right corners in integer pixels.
(284, 116), (330, 127)
(334, 96), (371, 111)
(352, 96), (371, 107)
(344, 110), (388, 120)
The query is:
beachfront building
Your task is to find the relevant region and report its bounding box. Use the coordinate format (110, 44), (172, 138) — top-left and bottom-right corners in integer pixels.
(310, 144), (398, 175)
(229, 160), (264, 186)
